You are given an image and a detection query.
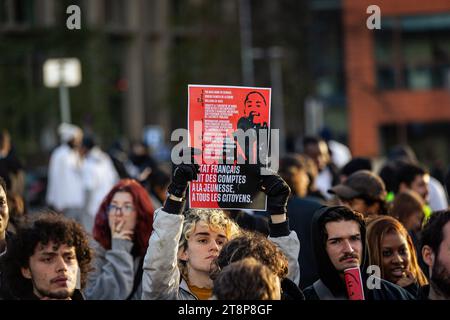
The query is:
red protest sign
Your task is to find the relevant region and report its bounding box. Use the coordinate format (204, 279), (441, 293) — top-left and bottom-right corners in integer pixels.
(344, 267), (365, 300)
(188, 85), (271, 210)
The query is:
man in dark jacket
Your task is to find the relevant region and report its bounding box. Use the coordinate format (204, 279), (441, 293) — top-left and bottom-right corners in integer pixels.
(279, 154), (322, 289)
(1, 212), (92, 300)
(303, 206), (414, 300)
(420, 210), (450, 300)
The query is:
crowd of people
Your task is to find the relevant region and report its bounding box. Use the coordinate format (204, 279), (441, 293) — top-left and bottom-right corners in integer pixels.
(0, 124), (449, 301)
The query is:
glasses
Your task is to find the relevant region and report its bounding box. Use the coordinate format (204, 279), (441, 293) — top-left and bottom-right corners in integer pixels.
(107, 204), (135, 215)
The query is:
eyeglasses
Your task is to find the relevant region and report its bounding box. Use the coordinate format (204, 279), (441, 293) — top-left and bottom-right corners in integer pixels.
(107, 204), (135, 215)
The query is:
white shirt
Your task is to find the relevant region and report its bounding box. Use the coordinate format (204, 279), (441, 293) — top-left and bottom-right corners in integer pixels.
(328, 140), (352, 169)
(316, 167), (334, 200)
(46, 144), (85, 211)
(82, 147), (119, 217)
(428, 176), (449, 211)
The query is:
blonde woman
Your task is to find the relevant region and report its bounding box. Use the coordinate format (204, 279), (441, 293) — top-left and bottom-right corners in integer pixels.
(141, 163), (299, 299)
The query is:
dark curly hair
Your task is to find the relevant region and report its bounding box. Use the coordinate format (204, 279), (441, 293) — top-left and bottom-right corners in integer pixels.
(318, 206), (366, 247)
(421, 210), (450, 254)
(211, 231), (288, 280)
(213, 257), (280, 300)
(1, 211), (93, 299)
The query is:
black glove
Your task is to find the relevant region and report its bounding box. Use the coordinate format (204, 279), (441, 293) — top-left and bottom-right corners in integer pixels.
(167, 163), (200, 199)
(260, 172), (291, 215)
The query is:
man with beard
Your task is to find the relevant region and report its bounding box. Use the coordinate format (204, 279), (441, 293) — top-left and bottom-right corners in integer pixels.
(421, 210), (450, 300)
(303, 206), (413, 300)
(1, 212), (92, 300)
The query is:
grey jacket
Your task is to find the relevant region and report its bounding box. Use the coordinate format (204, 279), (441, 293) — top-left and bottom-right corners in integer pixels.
(141, 208), (301, 300)
(84, 239), (142, 300)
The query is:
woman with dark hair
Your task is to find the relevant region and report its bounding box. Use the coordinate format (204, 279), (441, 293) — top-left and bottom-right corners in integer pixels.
(84, 179), (154, 300)
(390, 190), (425, 234)
(367, 215), (428, 297)
(390, 190), (427, 272)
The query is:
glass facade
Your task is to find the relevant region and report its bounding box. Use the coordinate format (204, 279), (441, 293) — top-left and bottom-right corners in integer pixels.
(375, 13), (450, 90)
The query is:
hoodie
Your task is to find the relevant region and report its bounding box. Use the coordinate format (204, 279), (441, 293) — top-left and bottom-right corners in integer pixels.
(303, 206), (414, 300)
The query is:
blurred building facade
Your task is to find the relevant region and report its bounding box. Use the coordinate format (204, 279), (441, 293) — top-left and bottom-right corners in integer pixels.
(1, 0), (449, 169)
(343, 0), (450, 164)
(0, 0), (244, 165)
(0, 0), (171, 152)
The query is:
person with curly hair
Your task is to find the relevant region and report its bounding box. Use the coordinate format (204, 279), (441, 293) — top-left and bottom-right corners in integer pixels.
(0, 212), (92, 300)
(211, 231), (303, 300)
(212, 257), (281, 300)
(141, 160), (299, 300)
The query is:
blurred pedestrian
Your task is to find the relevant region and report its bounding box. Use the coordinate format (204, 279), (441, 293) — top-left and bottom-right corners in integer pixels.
(397, 163), (430, 205)
(279, 153), (322, 288)
(147, 167), (170, 209)
(81, 136), (119, 233)
(46, 123), (85, 224)
(328, 170), (388, 217)
(303, 136), (340, 200)
(0, 129), (25, 196)
(339, 157), (372, 183)
(390, 190), (425, 235)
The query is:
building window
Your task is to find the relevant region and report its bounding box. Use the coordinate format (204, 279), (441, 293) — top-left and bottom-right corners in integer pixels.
(375, 13), (450, 90)
(0, 0), (34, 26)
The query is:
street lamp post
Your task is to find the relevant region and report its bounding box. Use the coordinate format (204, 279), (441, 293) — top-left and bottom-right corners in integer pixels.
(43, 58), (82, 124)
(267, 47), (286, 156)
(251, 47), (287, 156)
(239, 0), (255, 86)
(59, 84), (71, 124)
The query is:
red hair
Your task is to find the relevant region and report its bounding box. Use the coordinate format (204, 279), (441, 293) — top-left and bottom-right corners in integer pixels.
(93, 179), (154, 257)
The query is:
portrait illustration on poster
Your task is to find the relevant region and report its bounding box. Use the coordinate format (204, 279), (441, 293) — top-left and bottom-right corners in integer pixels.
(188, 85), (272, 210)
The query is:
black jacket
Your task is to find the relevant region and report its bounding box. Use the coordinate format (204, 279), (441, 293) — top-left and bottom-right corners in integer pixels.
(287, 196), (322, 289)
(417, 285), (431, 300)
(304, 205), (414, 300)
(0, 231), (14, 299)
(281, 277), (305, 300)
(303, 277), (414, 300)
